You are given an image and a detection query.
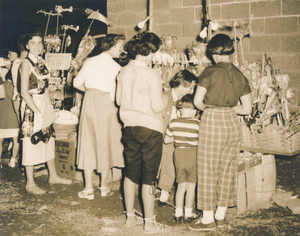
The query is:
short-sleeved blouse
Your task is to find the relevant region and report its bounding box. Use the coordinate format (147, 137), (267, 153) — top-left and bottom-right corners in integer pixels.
(198, 62), (251, 107)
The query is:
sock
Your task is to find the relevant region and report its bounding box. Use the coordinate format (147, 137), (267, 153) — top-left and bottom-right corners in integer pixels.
(202, 210), (214, 224)
(159, 190), (169, 202)
(184, 207), (193, 217)
(175, 206), (183, 217)
(215, 206), (227, 220)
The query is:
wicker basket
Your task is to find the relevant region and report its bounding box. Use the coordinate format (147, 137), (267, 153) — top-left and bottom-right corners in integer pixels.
(241, 123), (300, 156)
(53, 123), (78, 135)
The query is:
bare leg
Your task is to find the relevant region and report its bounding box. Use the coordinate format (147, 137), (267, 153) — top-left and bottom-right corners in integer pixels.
(0, 138), (4, 160)
(25, 165), (45, 194)
(142, 184), (157, 231)
(100, 170), (109, 188)
(185, 182), (196, 209)
(83, 169), (94, 190)
(11, 136), (19, 159)
(175, 182), (187, 210)
(124, 177), (138, 226)
(47, 158), (72, 184)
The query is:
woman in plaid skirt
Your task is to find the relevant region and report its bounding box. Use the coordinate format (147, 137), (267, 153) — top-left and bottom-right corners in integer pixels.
(189, 34), (252, 231)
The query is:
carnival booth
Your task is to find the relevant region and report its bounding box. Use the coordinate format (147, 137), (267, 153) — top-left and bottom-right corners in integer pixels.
(33, 2), (300, 214)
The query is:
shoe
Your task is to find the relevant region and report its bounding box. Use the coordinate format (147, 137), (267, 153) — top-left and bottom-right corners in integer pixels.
(184, 213), (201, 223)
(9, 158), (15, 168)
(124, 210), (144, 228)
(216, 219), (226, 228)
(78, 188), (94, 200)
(98, 187), (110, 197)
(157, 200), (174, 208)
(49, 177), (72, 185)
(188, 219), (216, 231)
(144, 216), (171, 234)
(173, 216), (183, 223)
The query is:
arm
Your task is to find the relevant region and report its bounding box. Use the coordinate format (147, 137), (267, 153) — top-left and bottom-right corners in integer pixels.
(116, 76), (121, 106)
(164, 125), (174, 144)
(233, 93), (252, 115)
(0, 78), (5, 99)
(20, 61), (41, 114)
(193, 85), (207, 111)
(164, 134), (174, 144)
(149, 72), (168, 113)
(73, 62), (88, 92)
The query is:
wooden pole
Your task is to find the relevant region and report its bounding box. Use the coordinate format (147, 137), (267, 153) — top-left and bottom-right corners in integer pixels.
(45, 13), (51, 36)
(148, 0), (153, 32)
(84, 19), (95, 37)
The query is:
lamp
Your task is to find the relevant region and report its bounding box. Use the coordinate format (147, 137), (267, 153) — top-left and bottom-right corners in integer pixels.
(199, 27), (208, 39)
(137, 16), (150, 29)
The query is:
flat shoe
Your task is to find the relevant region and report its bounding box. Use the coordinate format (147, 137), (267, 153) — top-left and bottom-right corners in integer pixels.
(125, 216), (143, 228)
(98, 187), (110, 197)
(49, 178), (72, 185)
(78, 188), (94, 200)
(216, 219), (226, 228)
(185, 212), (201, 223)
(144, 223), (171, 234)
(188, 219), (216, 231)
(25, 186), (46, 195)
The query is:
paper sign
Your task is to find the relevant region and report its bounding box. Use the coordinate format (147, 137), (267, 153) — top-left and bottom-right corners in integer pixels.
(45, 53), (72, 70)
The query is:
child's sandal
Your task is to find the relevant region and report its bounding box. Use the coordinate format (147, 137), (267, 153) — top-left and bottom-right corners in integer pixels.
(124, 210), (143, 228)
(143, 216), (171, 234)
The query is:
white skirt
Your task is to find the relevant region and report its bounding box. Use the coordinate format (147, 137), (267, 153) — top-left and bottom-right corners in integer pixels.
(0, 129), (19, 138)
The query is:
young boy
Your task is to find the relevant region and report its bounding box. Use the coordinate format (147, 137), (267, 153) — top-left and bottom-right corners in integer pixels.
(164, 94), (200, 223)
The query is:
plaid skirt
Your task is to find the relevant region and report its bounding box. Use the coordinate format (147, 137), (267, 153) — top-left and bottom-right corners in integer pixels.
(76, 89), (124, 172)
(197, 107), (242, 211)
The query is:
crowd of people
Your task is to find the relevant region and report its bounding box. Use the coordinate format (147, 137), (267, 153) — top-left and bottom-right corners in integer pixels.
(0, 30), (252, 233)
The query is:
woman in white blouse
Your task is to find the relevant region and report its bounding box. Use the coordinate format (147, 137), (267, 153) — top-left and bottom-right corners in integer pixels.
(74, 34), (126, 200)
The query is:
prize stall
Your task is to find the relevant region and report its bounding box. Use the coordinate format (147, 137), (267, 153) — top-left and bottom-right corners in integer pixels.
(34, 3), (299, 213)
(34, 5), (123, 182)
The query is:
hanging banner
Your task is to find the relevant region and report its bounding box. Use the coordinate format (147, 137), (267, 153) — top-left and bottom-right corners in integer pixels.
(45, 53), (72, 71)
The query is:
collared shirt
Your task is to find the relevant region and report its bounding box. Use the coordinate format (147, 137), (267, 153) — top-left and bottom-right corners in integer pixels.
(73, 52), (121, 101)
(198, 62), (251, 107)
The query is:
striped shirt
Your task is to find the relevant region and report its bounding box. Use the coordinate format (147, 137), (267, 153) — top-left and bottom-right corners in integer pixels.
(165, 117), (200, 148)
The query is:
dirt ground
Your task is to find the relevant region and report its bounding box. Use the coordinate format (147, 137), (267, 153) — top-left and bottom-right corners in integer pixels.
(0, 143), (300, 236)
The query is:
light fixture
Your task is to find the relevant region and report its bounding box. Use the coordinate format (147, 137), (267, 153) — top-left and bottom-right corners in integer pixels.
(210, 21), (219, 31)
(137, 16), (150, 29)
(199, 27), (208, 39)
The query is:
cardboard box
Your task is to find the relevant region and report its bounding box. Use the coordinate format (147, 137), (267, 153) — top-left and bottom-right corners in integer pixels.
(55, 139), (83, 181)
(55, 139), (123, 183)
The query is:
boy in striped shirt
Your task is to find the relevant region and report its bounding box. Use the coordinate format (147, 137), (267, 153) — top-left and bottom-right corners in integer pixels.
(164, 94), (200, 223)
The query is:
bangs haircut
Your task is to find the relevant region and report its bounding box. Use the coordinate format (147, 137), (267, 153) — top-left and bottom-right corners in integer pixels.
(23, 31), (44, 52)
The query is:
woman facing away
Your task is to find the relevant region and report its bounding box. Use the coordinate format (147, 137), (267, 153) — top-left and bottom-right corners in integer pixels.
(0, 67), (20, 168)
(116, 31), (171, 233)
(19, 31), (72, 195)
(188, 34), (252, 231)
(73, 34), (126, 200)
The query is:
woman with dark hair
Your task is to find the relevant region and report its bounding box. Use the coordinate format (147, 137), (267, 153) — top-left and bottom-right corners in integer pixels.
(19, 31), (71, 195)
(74, 34), (126, 200)
(116, 31), (170, 233)
(157, 69), (197, 208)
(188, 34), (252, 231)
